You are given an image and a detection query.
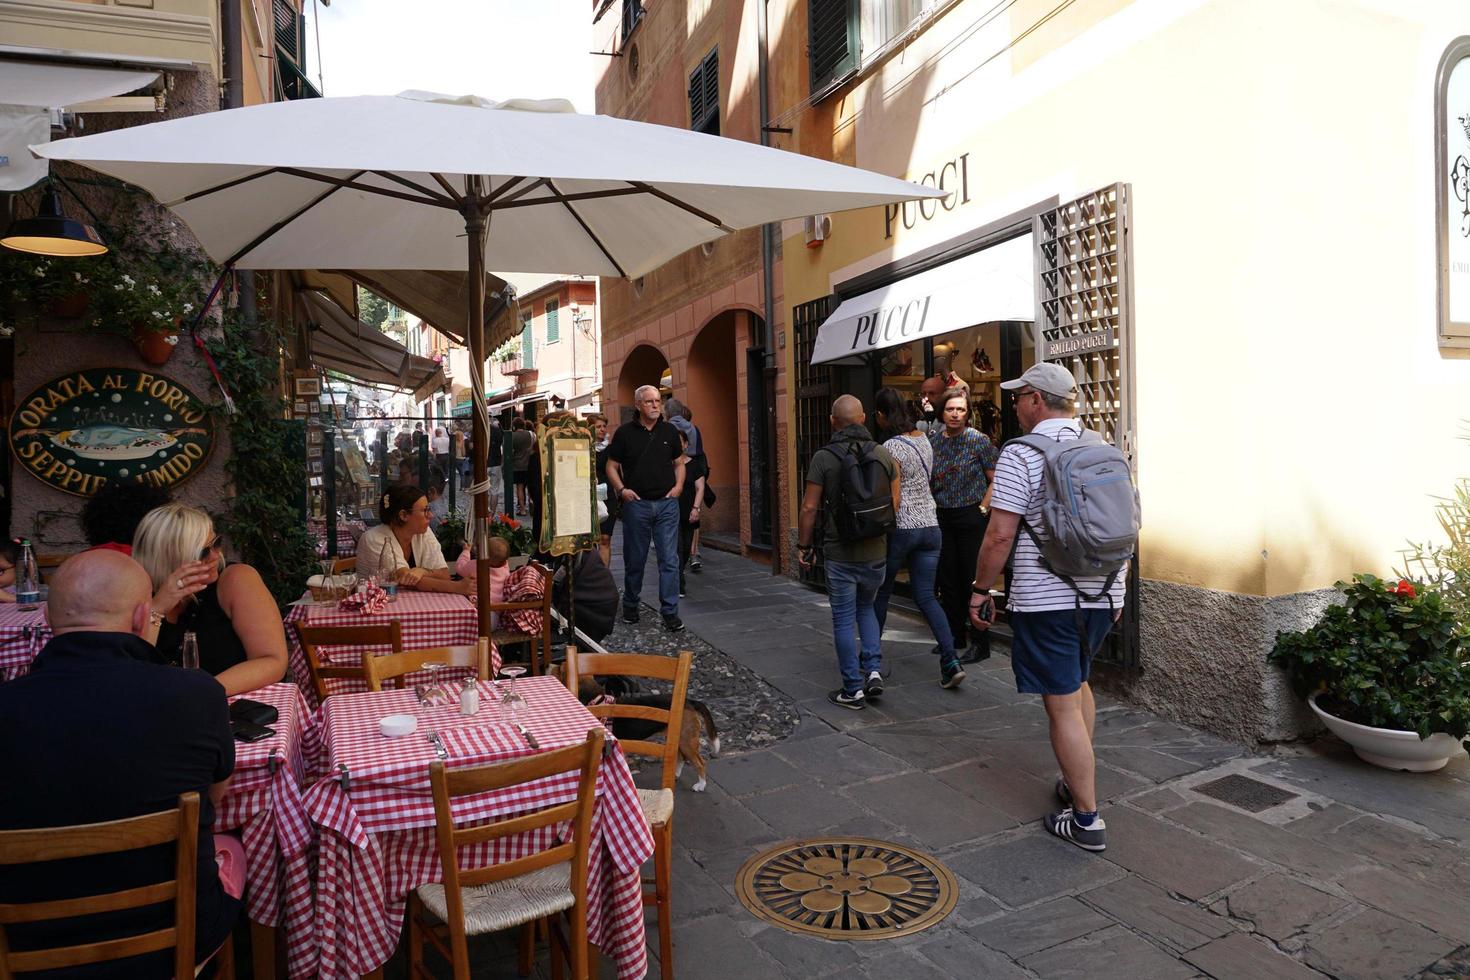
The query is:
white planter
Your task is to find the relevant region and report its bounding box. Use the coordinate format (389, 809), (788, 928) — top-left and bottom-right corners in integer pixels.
(507, 554), (530, 569)
(1308, 694), (1466, 772)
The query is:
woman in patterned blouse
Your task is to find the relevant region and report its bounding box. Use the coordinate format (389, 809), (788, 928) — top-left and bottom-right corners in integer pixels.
(929, 388), (999, 664)
(871, 387), (964, 687)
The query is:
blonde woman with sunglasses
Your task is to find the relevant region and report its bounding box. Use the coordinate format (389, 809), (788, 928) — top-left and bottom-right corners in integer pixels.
(133, 503), (288, 695)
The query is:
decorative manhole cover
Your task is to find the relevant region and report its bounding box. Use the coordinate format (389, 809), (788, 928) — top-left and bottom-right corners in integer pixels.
(735, 838), (957, 940)
(1194, 774), (1299, 813)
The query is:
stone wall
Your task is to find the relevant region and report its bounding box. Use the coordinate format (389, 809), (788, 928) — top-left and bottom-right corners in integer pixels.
(10, 66), (236, 551)
(1120, 579), (1340, 745)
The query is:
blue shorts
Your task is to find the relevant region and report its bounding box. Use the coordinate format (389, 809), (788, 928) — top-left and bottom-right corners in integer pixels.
(1009, 609), (1115, 696)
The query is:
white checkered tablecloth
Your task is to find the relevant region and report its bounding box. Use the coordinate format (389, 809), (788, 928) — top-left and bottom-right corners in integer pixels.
(0, 603), (51, 683)
(299, 677), (654, 979)
(284, 592), (488, 709)
(214, 683), (321, 979)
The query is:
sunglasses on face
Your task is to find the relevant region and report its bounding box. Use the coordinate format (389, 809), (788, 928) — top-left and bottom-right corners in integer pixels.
(199, 535), (223, 561)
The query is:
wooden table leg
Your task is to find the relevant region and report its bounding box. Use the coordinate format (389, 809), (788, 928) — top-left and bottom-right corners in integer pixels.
(248, 920), (277, 980)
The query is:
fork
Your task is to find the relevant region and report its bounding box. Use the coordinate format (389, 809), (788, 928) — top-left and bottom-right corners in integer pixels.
(426, 732), (448, 760)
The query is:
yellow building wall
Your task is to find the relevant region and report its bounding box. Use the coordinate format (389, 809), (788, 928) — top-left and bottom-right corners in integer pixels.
(777, 0), (1470, 598)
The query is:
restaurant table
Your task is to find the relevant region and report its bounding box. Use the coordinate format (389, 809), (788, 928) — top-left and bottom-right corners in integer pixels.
(283, 592), (486, 709)
(215, 683), (320, 979)
(299, 676), (654, 979)
(0, 602), (51, 682)
(309, 519), (365, 559)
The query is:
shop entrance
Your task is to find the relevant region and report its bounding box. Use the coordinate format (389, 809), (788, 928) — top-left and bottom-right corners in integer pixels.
(686, 312), (741, 538)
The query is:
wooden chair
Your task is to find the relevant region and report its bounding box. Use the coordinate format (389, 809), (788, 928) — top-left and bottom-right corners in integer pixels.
(562, 647), (691, 980)
(330, 556), (357, 574)
(407, 729), (604, 980)
(362, 639), (491, 692)
(0, 792), (234, 979)
(488, 562), (555, 676)
(293, 621), (403, 703)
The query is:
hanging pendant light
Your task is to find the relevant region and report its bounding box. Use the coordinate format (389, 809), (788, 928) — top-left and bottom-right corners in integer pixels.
(1, 183), (107, 257)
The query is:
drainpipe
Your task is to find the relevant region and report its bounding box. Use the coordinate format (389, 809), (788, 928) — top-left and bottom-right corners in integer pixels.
(757, 0), (781, 575)
(220, 0), (256, 328)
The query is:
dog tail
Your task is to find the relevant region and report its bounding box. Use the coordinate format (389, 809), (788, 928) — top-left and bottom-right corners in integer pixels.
(691, 700), (719, 757)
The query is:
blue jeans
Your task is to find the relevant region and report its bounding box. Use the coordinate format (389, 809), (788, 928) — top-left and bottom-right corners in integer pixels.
(620, 497), (680, 617)
(825, 558), (887, 694)
(874, 525), (956, 660)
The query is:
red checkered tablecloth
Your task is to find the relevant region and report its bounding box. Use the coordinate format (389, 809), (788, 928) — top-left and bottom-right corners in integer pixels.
(284, 592), (489, 709)
(0, 603), (51, 683)
(299, 676), (654, 978)
(215, 683), (321, 979)
(310, 520), (366, 559)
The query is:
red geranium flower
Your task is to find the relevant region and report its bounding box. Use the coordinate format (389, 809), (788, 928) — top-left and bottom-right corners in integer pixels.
(505, 517), (520, 530)
(1394, 579), (1417, 598)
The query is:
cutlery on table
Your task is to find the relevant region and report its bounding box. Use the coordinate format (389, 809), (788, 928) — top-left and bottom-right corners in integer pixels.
(513, 723), (540, 750)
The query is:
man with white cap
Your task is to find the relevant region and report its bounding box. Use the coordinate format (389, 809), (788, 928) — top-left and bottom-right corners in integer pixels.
(968, 362), (1128, 852)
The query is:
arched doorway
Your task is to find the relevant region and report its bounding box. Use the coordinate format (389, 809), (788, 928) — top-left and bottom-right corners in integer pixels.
(685, 312), (741, 538)
(617, 344), (669, 426)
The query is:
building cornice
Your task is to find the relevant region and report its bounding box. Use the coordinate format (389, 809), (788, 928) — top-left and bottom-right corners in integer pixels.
(0, 0), (218, 77)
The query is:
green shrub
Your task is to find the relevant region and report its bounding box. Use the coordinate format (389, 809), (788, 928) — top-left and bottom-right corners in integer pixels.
(1269, 574), (1470, 748)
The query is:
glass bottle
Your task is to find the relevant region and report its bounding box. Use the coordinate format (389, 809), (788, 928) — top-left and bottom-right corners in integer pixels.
(180, 630), (200, 670)
(15, 540), (39, 611)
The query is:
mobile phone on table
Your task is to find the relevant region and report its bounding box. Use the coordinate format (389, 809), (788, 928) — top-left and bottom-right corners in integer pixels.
(231, 718), (275, 743)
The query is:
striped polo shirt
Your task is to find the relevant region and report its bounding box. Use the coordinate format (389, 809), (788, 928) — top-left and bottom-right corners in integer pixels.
(990, 418), (1129, 613)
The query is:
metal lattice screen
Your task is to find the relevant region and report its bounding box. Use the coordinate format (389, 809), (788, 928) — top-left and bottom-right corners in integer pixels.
(1034, 183), (1140, 668)
(793, 296), (834, 586)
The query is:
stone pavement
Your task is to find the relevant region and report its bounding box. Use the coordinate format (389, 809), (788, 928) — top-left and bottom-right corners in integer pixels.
(599, 546), (1470, 980)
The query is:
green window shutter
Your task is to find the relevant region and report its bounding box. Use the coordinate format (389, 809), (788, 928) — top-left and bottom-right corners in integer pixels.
(688, 49), (720, 136)
(808, 0), (859, 94)
(521, 313), (534, 369)
(546, 300), (560, 343)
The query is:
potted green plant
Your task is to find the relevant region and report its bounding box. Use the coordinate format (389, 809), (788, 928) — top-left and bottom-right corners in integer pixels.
(1269, 574), (1470, 771)
(489, 511), (534, 565)
(103, 260), (197, 365)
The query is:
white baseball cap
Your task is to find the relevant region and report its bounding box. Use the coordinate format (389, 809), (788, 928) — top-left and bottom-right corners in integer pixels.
(999, 363), (1077, 399)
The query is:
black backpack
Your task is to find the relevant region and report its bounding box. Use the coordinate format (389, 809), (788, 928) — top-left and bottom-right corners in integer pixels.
(820, 439), (896, 541)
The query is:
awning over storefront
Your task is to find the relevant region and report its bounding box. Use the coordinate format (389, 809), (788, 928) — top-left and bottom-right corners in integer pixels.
(295, 269), (515, 348)
(487, 391), (553, 413)
(296, 290), (446, 401)
(0, 59), (160, 191)
(810, 234), (1034, 365)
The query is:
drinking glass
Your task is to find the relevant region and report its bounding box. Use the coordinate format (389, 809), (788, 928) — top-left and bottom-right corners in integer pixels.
(498, 665), (527, 727)
(415, 661), (450, 707)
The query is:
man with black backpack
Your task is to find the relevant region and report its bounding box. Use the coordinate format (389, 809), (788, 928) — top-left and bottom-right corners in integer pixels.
(797, 394), (900, 710)
(968, 363), (1140, 853)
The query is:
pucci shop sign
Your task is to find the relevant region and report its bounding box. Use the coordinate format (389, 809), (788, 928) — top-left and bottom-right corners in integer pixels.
(884, 153), (973, 239)
(9, 368), (215, 496)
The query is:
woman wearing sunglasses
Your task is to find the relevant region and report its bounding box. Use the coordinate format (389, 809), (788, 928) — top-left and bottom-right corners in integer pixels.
(133, 503), (288, 695)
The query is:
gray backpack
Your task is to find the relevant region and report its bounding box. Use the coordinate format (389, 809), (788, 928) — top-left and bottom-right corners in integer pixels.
(1013, 429), (1140, 601)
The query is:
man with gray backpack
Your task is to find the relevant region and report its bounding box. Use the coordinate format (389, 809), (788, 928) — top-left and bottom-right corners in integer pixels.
(797, 394), (900, 710)
(968, 363), (1140, 852)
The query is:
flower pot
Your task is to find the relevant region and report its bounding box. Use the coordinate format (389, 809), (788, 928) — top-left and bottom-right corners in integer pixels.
(131, 324), (179, 366)
(1308, 693), (1466, 772)
(45, 291), (90, 319)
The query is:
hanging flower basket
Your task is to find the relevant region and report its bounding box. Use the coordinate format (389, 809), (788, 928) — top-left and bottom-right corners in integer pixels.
(130, 322), (180, 366)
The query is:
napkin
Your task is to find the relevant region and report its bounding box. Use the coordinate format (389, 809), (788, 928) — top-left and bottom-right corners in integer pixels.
(339, 581), (388, 614)
(437, 724), (519, 763)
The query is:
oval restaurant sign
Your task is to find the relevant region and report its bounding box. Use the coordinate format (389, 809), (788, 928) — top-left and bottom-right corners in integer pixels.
(9, 369), (215, 496)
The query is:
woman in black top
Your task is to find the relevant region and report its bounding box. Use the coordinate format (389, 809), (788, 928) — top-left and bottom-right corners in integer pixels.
(133, 503), (288, 695)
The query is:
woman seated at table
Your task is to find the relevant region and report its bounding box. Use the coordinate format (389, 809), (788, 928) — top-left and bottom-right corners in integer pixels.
(134, 503), (289, 696)
(357, 485), (475, 596)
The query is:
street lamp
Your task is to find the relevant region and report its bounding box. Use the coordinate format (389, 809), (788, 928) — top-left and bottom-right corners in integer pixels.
(0, 183), (107, 257)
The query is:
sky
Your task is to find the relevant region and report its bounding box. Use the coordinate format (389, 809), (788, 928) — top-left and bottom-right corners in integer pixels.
(302, 0), (597, 111)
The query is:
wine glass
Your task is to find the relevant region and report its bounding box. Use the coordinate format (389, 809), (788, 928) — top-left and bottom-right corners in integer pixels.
(498, 665), (527, 727)
(416, 661), (450, 708)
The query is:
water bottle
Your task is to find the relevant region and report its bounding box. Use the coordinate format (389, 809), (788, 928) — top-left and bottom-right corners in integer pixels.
(180, 630), (200, 670)
(16, 540), (39, 611)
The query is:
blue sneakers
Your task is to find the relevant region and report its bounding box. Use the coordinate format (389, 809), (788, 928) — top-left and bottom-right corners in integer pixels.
(1044, 807), (1107, 852)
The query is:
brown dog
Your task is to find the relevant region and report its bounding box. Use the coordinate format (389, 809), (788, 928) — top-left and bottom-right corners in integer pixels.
(575, 677), (720, 791)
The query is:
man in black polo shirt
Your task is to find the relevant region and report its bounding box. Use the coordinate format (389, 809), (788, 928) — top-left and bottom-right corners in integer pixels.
(0, 549), (239, 977)
(606, 384), (687, 630)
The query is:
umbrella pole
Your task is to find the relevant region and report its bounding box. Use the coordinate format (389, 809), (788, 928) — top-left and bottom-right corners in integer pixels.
(464, 181), (493, 637)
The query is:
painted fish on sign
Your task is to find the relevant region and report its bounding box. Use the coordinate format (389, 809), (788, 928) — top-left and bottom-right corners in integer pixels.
(8, 368), (215, 497)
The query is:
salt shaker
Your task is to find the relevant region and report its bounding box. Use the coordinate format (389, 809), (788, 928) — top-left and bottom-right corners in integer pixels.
(459, 676), (480, 716)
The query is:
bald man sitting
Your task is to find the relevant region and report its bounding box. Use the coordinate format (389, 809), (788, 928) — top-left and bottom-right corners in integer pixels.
(796, 394), (899, 709)
(0, 550), (241, 978)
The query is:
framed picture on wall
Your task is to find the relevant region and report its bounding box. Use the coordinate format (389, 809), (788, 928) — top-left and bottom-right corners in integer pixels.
(294, 377), (321, 396)
(307, 428), (323, 446)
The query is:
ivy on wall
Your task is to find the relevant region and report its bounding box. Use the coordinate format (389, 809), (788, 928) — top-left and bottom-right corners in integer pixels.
(204, 310), (317, 609)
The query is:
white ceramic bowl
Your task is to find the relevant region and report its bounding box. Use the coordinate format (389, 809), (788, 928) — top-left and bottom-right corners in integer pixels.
(1308, 694), (1466, 772)
(379, 713), (418, 738)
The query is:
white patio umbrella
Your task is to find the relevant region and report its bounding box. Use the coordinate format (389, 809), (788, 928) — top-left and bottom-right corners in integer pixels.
(34, 90), (943, 632)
